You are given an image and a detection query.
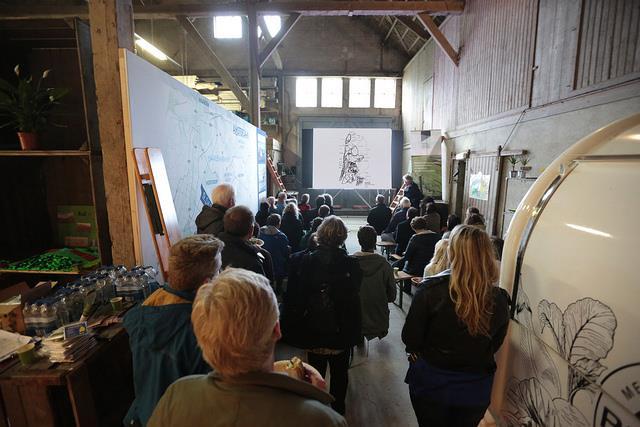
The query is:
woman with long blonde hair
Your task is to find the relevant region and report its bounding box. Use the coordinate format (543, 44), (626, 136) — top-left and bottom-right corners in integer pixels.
(423, 238), (450, 278)
(402, 225), (510, 427)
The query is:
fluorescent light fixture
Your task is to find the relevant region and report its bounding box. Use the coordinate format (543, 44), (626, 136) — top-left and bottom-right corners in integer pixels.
(134, 34), (167, 61)
(566, 223), (612, 238)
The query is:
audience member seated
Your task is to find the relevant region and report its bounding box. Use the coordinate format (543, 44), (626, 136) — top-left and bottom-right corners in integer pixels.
(274, 192), (287, 215)
(402, 225), (509, 427)
(219, 206), (270, 277)
(267, 196), (277, 214)
(394, 207), (420, 255)
(280, 203), (304, 252)
(255, 201), (270, 227)
(282, 216), (362, 415)
(305, 195), (325, 227)
(465, 206), (480, 222)
(353, 226), (396, 340)
(323, 193), (335, 215)
(446, 214), (461, 232)
(148, 268), (346, 427)
(423, 238), (450, 278)
(317, 204), (331, 220)
(465, 213), (486, 230)
(299, 193), (311, 214)
(124, 235), (223, 426)
(195, 183), (235, 236)
(259, 214), (290, 294)
(419, 196), (435, 217)
(398, 217), (441, 277)
(423, 202), (441, 233)
(300, 217), (323, 251)
(402, 174), (423, 209)
(381, 197), (411, 242)
(367, 194), (393, 235)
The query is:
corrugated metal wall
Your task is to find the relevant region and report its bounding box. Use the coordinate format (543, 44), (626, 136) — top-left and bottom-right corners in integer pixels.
(433, 0), (538, 130)
(575, 0), (640, 90)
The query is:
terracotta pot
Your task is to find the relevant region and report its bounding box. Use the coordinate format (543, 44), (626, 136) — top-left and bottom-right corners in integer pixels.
(17, 132), (38, 150)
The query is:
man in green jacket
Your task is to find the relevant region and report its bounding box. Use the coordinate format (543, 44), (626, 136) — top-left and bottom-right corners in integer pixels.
(353, 225), (397, 340)
(124, 235), (224, 426)
(148, 268), (346, 427)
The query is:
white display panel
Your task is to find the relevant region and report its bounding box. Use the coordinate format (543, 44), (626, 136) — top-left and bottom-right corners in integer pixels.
(312, 128), (392, 189)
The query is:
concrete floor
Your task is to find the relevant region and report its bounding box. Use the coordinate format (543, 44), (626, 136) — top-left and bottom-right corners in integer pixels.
(275, 216), (418, 427)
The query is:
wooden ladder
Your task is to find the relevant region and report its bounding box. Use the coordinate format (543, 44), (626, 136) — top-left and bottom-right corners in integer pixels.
(267, 155), (286, 193)
(389, 187), (405, 211)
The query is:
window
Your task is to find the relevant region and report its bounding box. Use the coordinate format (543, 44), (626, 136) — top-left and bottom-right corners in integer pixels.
(374, 78), (396, 108)
(349, 78), (371, 108)
(296, 77), (318, 107)
(213, 16), (242, 39)
(263, 15), (281, 37)
(321, 78), (343, 108)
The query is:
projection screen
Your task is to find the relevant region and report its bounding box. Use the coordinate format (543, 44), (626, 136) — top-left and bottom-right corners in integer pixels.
(312, 128), (392, 189)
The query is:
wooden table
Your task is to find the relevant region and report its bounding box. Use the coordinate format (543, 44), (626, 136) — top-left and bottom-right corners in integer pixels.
(0, 326), (134, 427)
(376, 241), (397, 258)
(393, 270), (420, 309)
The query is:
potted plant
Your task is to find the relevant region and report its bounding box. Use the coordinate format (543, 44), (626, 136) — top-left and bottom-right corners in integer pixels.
(508, 156), (519, 178)
(0, 65), (68, 150)
(519, 155), (531, 178)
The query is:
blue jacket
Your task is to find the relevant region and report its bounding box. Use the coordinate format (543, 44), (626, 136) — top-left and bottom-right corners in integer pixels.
(123, 286), (210, 426)
(259, 225), (290, 279)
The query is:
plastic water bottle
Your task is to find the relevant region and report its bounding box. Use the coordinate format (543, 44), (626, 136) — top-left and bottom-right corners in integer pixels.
(40, 304), (58, 336)
(57, 298), (70, 326)
(31, 303), (43, 336)
(22, 303), (34, 336)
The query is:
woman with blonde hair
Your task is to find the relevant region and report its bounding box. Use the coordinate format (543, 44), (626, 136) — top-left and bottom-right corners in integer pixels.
(402, 225), (510, 427)
(423, 238), (450, 278)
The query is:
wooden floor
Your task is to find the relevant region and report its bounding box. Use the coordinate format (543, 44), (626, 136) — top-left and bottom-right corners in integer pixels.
(275, 216), (417, 427)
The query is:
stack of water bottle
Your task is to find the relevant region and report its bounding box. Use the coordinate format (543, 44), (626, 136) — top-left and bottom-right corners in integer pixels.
(22, 265), (158, 337)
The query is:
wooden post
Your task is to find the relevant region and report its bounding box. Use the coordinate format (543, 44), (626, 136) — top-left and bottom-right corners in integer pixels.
(417, 13), (459, 66)
(248, 4), (261, 126)
(88, 0), (137, 266)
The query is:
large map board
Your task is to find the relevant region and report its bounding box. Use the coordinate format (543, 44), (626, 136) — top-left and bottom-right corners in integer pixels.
(120, 50), (262, 270)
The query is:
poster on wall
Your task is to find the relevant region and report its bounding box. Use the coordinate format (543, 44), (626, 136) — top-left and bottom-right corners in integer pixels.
(257, 130), (267, 201)
(469, 172), (491, 200)
(312, 128), (392, 189)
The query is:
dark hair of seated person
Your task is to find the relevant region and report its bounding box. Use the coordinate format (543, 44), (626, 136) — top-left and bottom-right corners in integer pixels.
(357, 225), (377, 252)
(318, 205), (331, 218)
(410, 216), (428, 232)
(266, 213), (281, 227)
(425, 203), (438, 215)
(407, 207), (420, 221)
(315, 195), (325, 209)
(465, 213), (485, 227)
(447, 214), (460, 230)
(223, 206), (254, 237)
(310, 217), (323, 232)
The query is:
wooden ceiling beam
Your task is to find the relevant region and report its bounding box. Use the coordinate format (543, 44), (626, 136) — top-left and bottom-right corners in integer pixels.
(0, 2), (464, 20)
(257, 17), (283, 70)
(258, 13), (300, 69)
(396, 16), (430, 40)
(176, 16), (251, 112)
(417, 13), (459, 66)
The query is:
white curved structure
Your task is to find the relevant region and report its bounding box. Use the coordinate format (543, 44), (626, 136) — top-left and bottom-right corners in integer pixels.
(491, 113), (640, 426)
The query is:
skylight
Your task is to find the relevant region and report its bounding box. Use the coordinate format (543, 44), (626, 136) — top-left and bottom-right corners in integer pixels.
(213, 16), (242, 39)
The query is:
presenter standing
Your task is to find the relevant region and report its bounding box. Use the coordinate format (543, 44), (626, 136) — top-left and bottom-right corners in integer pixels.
(402, 175), (423, 209)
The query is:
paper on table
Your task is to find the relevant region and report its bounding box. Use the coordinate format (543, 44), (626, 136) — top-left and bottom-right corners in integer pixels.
(0, 330), (32, 361)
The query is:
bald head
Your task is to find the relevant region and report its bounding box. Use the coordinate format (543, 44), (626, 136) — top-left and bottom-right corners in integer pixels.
(212, 184), (236, 208)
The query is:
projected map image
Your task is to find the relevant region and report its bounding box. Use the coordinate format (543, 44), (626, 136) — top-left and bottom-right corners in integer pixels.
(313, 128), (392, 189)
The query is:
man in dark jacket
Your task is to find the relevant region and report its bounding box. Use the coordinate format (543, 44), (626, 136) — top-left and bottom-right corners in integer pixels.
(402, 174), (423, 209)
(281, 216), (362, 415)
(394, 207), (419, 255)
(218, 206), (270, 277)
(123, 235), (224, 426)
(367, 194), (393, 235)
(381, 197), (411, 242)
(397, 217), (441, 276)
(195, 183), (235, 236)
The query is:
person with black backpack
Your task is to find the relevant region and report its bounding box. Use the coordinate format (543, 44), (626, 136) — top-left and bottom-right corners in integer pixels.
(281, 216), (362, 416)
